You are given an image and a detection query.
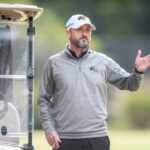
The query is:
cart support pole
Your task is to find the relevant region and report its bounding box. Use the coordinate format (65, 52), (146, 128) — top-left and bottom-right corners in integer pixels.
(24, 16), (35, 150)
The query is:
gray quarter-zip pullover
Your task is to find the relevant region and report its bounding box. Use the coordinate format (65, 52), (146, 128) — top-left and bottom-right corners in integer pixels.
(38, 46), (143, 139)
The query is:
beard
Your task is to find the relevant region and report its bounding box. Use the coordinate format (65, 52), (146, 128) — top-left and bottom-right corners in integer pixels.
(70, 37), (89, 49)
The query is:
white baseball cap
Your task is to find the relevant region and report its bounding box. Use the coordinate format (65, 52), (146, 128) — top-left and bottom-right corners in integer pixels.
(65, 14), (96, 31)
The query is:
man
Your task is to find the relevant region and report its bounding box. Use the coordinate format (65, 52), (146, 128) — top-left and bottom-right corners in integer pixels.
(38, 14), (150, 150)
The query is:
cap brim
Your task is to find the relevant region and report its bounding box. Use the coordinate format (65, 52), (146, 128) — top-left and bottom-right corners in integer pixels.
(79, 23), (96, 30)
(89, 24), (96, 30)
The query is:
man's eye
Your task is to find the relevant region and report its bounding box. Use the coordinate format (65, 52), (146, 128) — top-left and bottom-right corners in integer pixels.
(86, 28), (91, 32)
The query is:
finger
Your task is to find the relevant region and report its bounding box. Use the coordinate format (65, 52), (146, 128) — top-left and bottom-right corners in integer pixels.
(46, 134), (55, 146)
(137, 49), (142, 58)
(52, 142), (56, 149)
(48, 137), (53, 146)
(45, 131), (61, 148)
(57, 135), (62, 143)
(52, 143), (59, 149)
(53, 136), (60, 149)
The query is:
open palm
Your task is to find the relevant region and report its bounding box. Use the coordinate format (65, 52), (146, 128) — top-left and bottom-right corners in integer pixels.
(135, 49), (150, 72)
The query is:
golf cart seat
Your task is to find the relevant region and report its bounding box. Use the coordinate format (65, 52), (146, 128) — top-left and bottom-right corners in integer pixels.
(0, 102), (21, 147)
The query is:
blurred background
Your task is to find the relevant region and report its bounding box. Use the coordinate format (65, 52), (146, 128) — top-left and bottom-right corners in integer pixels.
(1, 0), (150, 150)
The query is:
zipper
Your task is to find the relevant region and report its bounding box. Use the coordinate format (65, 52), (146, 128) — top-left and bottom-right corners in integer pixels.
(77, 51), (90, 71)
(77, 59), (81, 71)
(64, 49), (91, 71)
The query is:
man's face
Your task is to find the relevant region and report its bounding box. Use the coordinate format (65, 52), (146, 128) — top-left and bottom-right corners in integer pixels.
(67, 24), (92, 49)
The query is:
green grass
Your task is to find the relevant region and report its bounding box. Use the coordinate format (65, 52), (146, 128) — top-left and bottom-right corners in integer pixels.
(109, 129), (150, 150)
(33, 130), (150, 150)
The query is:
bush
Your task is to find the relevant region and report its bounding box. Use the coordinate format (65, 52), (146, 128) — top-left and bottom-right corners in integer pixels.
(34, 80), (42, 129)
(126, 88), (150, 129)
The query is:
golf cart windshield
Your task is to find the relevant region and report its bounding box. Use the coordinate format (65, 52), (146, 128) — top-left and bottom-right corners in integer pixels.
(0, 4), (43, 149)
(0, 23), (28, 147)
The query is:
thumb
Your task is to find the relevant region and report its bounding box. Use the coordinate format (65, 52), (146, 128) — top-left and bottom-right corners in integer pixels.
(137, 49), (142, 58)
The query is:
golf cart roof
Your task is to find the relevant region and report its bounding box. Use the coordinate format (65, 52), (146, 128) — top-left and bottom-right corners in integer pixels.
(0, 4), (43, 23)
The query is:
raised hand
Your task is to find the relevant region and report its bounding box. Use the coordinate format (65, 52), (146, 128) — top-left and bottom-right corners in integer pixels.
(135, 49), (150, 73)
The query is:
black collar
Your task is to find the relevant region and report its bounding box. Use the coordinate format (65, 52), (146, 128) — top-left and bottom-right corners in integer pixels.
(68, 48), (87, 59)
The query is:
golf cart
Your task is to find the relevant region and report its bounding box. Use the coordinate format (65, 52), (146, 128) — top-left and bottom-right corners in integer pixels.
(0, 4), (43, 150)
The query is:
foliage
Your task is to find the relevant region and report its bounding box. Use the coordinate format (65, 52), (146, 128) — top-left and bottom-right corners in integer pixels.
(34, 81), (42, 129)
(107, 78), (150, 130)
(0, 0), (32, 5)
(35, 0), (150, 35)
(126, 82), (150, 129)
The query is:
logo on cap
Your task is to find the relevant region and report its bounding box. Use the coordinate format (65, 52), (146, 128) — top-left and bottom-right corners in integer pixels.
(78, 15), (86, 21)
